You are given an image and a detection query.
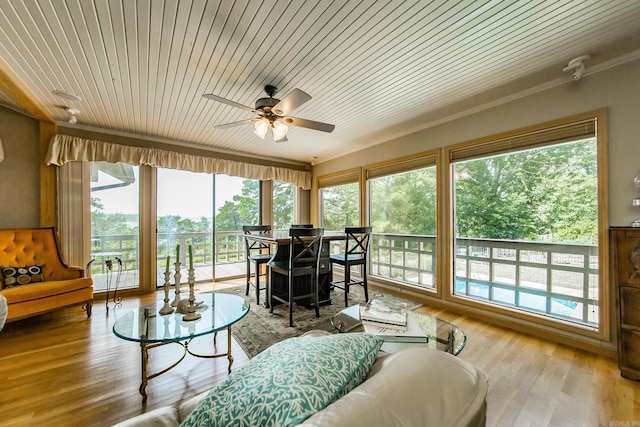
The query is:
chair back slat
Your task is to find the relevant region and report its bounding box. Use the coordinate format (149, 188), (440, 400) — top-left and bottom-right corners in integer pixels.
(289, 227), (323, 269)
(345, 226), (372, 256)
(243, 225), (272, 254)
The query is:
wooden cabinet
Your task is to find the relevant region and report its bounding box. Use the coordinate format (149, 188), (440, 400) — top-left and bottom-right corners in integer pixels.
(611, 227), (640, 380)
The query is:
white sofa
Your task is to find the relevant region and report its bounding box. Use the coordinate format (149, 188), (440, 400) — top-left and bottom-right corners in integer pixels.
(113, 331), (488, 427)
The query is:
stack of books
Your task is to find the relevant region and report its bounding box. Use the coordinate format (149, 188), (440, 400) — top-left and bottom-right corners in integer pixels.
(360, 299), (407, 330)
(360, 300), (428, 344)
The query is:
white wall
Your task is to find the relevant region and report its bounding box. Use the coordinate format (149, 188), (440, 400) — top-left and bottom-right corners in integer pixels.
(313, 58), (640, 226)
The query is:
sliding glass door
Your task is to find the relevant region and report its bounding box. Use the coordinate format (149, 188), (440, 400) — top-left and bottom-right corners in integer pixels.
(157, 168), (214, 285)
(89, 162), (139, 292)
(213, 175), (260, 279)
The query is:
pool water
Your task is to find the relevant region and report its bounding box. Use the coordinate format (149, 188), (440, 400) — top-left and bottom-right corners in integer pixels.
(455, 280), (578, 318)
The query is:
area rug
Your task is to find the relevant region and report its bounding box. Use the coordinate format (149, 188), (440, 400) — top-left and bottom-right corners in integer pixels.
(217, 285), (421, 358)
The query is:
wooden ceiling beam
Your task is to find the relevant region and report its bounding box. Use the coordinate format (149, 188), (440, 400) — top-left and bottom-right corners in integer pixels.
(0, 59), (52, 123)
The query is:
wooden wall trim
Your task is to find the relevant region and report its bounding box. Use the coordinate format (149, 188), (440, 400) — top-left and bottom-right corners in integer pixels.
(39, 122), (57, 227)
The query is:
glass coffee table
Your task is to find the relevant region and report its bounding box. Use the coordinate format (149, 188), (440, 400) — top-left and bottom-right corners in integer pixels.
(113, 292), (249, 402)
(331, 304), (466, 355)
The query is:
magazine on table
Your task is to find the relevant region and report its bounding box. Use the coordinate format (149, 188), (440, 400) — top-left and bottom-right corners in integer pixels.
(362, 311), (429, 343)
(360, 299), (408, 329)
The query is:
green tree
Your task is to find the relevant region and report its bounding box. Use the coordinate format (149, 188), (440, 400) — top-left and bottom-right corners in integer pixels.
(91, 197), (137, 236)
(215, 179), (259, 231)
(455, 139), (597, 242)
(370, 168), (437, 235)
(321, 183), (359, 231)
(273, 181), (294, 229)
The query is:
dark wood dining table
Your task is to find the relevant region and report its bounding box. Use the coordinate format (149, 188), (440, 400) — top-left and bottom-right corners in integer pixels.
(244, 230), (346, 307)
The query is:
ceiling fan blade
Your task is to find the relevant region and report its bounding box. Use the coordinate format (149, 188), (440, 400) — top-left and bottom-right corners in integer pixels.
(282, 116), (335, 133)
(272, 89), (312, 116)
(215, 118), (258, 129)
(203, 94), (258, 114)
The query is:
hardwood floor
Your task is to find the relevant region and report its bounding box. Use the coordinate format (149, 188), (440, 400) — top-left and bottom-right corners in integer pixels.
(0, 283), (638, 426)
(414, 305), (640, 426)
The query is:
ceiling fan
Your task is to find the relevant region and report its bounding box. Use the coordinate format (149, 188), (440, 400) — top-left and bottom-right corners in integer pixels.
(202, 85), (335, 143)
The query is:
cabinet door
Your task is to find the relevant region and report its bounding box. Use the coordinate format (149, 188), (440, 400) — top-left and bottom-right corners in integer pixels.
(615, 231), (640, 286)
(620, 285), (640, 329)
(621, 330), (640, 374)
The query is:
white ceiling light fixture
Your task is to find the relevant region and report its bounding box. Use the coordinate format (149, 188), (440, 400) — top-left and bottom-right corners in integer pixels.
(254, 118), (269, 139)
(53, 89), (82, 102)
(65, 107), (80, 124)
(563, 55), (591, 81)
(253, 117), (289, 142)
(272, 120), (288, 142)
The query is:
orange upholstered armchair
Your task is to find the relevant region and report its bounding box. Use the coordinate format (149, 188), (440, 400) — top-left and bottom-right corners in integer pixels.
(0, 227), (93, 323)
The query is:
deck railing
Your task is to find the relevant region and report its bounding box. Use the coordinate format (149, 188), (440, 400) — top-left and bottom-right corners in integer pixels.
(91, 231), (248, 275)
(369, 233), (598, 327)
(91, 232), (599, 326)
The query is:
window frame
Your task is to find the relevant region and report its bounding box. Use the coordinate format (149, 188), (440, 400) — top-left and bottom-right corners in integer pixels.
(364, 149), (442, 297)
(316, 168), (364, 229)
(443, 109), (609, 342)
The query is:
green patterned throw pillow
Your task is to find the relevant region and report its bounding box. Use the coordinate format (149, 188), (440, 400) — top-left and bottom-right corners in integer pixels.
(181, 333), (383, 427)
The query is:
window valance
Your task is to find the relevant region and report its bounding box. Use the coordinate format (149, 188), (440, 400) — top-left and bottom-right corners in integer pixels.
(45, 134), (312, 189)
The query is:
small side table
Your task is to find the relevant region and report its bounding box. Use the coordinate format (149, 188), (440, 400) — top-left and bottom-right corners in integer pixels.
(331, 303), (467, 355)
(87, 252), (122, 314)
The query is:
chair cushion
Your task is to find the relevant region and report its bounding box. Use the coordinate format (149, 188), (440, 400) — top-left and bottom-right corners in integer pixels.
(1, 277), (92, 304)
(181, 333), (384, 427)
(329, 253), (366, 264)
(249, 253), (272, 262)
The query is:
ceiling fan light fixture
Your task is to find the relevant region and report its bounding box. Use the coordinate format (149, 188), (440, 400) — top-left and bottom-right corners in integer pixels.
(254, 119), (269, 139)
(272, 120), (288, 141)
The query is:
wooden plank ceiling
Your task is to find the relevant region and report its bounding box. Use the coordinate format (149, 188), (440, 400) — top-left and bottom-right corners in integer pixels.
(0, 0), (639, 164)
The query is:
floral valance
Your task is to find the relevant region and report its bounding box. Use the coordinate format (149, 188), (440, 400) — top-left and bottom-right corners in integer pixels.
(45, 134), (312, 189)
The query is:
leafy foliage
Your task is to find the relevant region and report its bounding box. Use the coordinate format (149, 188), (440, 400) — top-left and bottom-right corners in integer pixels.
(215, 179), (259, 231)
(273, 181), (294, 229)
(91, 197), (138, 235)
(321, 183), (360, 232)
(370, 168), (437, 235)
(455, 139), (597, 242)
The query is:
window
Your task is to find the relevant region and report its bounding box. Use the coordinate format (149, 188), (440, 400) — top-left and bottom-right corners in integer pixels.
(214, 175), (260, 278)
(273, 181), (294, 230)
(90, 162), (139, 292)
(320, 183), (360, 232)
(366, 153), (438, 290)
(317, 169), (361, 233)
(157, 169), (213, 285)
(447, 112), (606, 337)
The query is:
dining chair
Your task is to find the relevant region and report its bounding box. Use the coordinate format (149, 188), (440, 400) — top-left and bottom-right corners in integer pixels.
(243, 225), (272, 306)
(329, 226), (372, 307)
(290, 224), (313, 228)
(268, 227), (324, 326)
